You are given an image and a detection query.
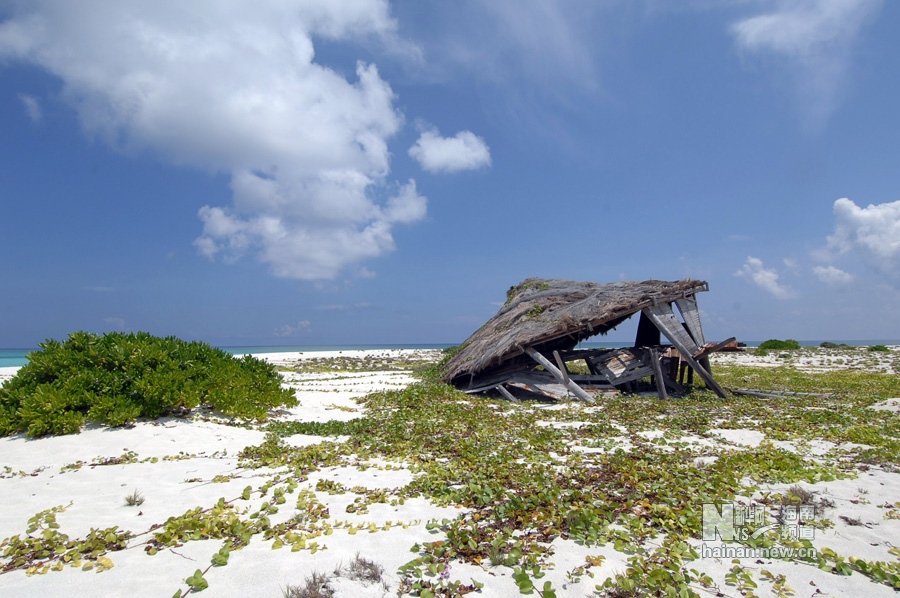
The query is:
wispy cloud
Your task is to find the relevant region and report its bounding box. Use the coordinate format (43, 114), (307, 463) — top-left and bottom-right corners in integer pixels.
(400, 0), (607, 144)
(409, 126), (491, 174)
(0, 1), (433, 281)
(103, 316), (126, 331)
(726, 233), (752, 242)
(735, 256), (796, 299)
(731, 0), (883, 127)
(18, 93), (42, 122)
(314, 303), (373, 313)
(813, 264), (853, 285)
(426, 0), (602, 92)
(273, 320), (311, 337)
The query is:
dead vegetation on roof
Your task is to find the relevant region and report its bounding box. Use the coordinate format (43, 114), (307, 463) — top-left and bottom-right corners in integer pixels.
(442, 277), (709, 385)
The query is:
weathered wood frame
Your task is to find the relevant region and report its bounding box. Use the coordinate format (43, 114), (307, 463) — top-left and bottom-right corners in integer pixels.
(456, 289), (733, 402)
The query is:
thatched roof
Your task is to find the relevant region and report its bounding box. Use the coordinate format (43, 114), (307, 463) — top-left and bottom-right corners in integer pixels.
(441, 277), (708, 385)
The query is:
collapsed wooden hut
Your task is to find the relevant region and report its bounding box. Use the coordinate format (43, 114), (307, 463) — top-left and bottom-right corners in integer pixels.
(441, 277), (737, 402)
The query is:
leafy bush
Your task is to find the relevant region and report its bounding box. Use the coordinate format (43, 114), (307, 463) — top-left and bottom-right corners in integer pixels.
(868, 344), (890, 352)
(0, 331), (297, 437)
(758, 339), (801, 351)
(820, 341), (852, 349)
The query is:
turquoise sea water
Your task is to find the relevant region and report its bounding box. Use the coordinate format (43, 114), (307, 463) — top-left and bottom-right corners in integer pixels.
(2, 340), (897, 369)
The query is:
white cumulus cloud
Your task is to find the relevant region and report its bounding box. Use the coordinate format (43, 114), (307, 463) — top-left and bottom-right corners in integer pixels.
(409, 127), (491, 174)
(731, 0), (882, 126)
(0, 0), (429, 280)
(825, 197), (900, 282)
(812, 265), (853, 285)
(735, 256), (796, 299)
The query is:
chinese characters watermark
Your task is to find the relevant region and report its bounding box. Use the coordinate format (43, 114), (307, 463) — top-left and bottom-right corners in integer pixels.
(701, 503), (818, 559)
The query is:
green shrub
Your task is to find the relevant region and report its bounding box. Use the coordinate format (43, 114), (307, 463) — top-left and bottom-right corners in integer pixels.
(868, 344), (889, 352)
(758, 339), (801, 351)
(820, 341), (852, 349)
(753, 347), (769, 357)
(0, 331), (297, 437)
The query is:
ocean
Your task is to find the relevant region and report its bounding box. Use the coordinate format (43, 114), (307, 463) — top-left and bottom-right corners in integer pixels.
(2, 340), (897, 369)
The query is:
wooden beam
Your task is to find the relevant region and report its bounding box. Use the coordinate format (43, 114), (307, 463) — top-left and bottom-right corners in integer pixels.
(494, 384), (520, 403)
(525, 347), (595, 403)
(694, 337), (738, 359)
(643, 304), (701, 355)
(648, 347), (668, 400)
(675, 295), (706, 346)
(641, 308), (728, 398)
(553, 350), (570, 384)
(588, 349), (654, 386)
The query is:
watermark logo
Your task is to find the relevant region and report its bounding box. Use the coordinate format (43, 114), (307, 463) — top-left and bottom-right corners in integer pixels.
(701, 503), (818, 559)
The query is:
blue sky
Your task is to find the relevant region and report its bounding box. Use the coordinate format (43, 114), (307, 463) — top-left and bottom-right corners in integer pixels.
(2, 0), (899, 348)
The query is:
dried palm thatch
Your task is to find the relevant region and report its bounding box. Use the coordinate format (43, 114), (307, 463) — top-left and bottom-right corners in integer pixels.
(441, 277), (709, 387)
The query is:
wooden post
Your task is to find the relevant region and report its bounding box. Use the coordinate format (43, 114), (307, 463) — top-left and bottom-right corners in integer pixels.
(495, 384), (520, 403)
(641, 307), (728, 398)
(525, 347), (595, 403)
(553, 350), (570, 384)
(648, 347), (668, 400)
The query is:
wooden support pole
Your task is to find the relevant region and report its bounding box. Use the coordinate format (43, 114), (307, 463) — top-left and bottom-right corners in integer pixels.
(695, 337), (738, 359)
(495, 384), (520, 403)
(553, 350), (570, 384)
(525, 347), (595, 403)
(641, 308), (728, 398)
(648, 347), (668, 400)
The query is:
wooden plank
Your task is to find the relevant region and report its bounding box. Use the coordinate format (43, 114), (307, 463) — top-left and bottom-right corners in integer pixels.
(525, 347), (595, 403)
(648, 347), (668, 400)
(553, 350), (570, 384)
(555, 348), (616, 361)
(659, 358), (686, 394)
(643, 304), (701, 355)
(733, 388), (836, 399)
(495, 384), (520, 403)
(675, 295), (706, 346)
(641, 307), (727, 398)
(593, 363), (653, 385)
(568, 375), (618, 386)
(694, 337), (738, 359)
(588, 349), (654, 385)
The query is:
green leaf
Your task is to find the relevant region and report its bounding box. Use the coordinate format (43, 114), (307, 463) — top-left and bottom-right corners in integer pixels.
(186, 569), (208, 591)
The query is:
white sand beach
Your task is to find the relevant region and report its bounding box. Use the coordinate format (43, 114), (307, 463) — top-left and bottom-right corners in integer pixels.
(2, 347), (900, 597)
